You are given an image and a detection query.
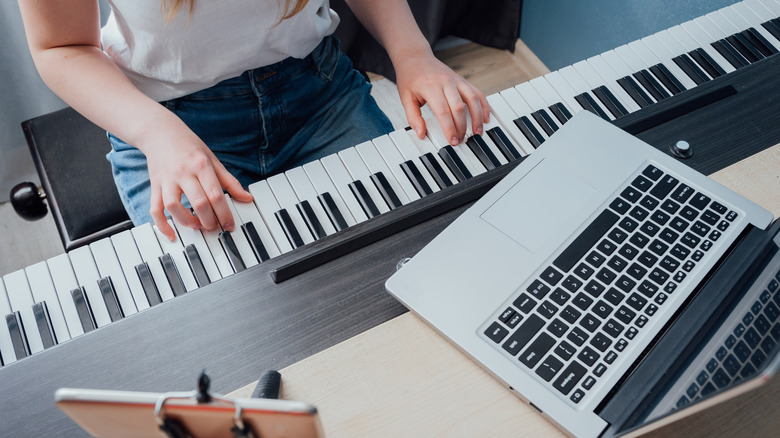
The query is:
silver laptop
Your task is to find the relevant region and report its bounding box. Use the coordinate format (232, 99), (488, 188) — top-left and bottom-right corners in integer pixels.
(385, 111), (776, 437)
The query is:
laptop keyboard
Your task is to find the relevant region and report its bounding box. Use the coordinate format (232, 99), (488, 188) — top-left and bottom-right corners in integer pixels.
(482, 163), (740, 406)
(675, 267), (780, 409)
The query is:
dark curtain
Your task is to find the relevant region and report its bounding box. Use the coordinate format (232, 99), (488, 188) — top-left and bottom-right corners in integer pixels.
(331, 0), (523, 81)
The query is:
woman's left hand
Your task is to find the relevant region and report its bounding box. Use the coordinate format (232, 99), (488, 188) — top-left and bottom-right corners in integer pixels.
(394, 52), (490, 146)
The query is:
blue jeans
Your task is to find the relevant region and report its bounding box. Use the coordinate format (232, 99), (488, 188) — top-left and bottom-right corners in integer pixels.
(108, 36), (393, 226)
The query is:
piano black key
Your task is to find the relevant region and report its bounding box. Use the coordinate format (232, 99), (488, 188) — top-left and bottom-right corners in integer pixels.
(97, 277), (124, 322)
(592, 86), (628, 118)
(218, 231), (247, 273)
(184, 243), (212, 286)
(650, 63), (687, 94)
(32, 302), (56, 348)
(688, 49), (725, 79)
(421, 152), (453, 189)
(135, 262), (162, 307)
(438, 146), (473, 182)
(548, 102), (573, 124)
(239, 224), (270, 264)
(6, 312), (30, 359)
(466, 135), (501, 170)
(712, 39), (749, 69)
(317, 192), (350, 231)
(159, 253), (189, 296)
(672, 54), (710, 85)
(742, 28), (777, 56)
(296, 200), (328, 238)
(513, 116), (545, 148)
(531, 110), (558, 136)
(348, 180), (382, 219)
(617, 76), (653, 108)
(726, 34), (763, 63)
(71, 287), (96, 333)
(575, 92), (611, 120)
(399, 160), (434, 197)
(486, 127), (522, 161)
(633, 70), (670, 101)
(370, 172), (403, 210)
(763, 20), (780, 42)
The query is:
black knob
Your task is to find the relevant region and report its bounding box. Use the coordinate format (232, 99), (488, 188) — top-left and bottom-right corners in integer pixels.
(10, 182), (48, 221)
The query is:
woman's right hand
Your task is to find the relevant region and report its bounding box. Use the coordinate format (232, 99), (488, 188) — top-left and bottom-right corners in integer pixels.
(141, 120), (254, 242)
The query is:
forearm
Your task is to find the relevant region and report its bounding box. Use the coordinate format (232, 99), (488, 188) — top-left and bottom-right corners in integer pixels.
(31, 45), (188, 154)
(343, 0), (432, 63)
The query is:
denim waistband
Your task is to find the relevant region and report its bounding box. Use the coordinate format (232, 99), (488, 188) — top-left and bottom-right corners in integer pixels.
(168, 36), (335, 102)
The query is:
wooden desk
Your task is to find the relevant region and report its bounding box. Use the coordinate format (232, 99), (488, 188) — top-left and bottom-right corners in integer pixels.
(230, 144), (780, 437)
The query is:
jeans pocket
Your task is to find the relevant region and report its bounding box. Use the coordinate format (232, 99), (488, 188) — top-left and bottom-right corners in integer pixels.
(310, 35), (341, 82)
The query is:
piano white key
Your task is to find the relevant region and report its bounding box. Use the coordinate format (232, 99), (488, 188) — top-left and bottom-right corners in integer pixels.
(387, 129), (442, 194)
(542, 70), (589, 115)
(201, 226), (236, 277)
(110, 230), (152, 311)
(402, 128), (459, 187)
(153, 220), (201, 291)
(624, 41), (676, 96)
(500, 87), (551, 145)
(734, 2), (780, 48)
(484, 94), (534, 155)
(68, 246), (112, 327)
(369, 135), (421, 202)
(3, 270), (44, 355)
(721, 3), (758, 30)
(558, 65), (618, 118)
(170, 219), (224, 282)
(131, 223), (175, 301)
(707, 10), (743, 35)
(583, 55), (639, 113)
(267, 173), (317, 244)
(614, 44), (669, 101)
(47, 254), (85, 337)
(571, 59), (639, 114)
(339, 146), (392, 214)
(423, 117), (486, 177)
(752, 0), (780, 16)
(302, 160), (360, 226)
(230, 196), (282, 259)
(89, 238), (138, 316)
(285, 166), (338, 236)
(0, 280), (18, 364)
(640, 35), (703, 89)
(528, 76), (576, 116)
(224, 196), (260, 267)
(683, 18), (738, 73)
(247, 179), (297, 252)
(667, 25), (715, 79)
(26, 261), (71, 343)
(357, 139), (414, 203)
(320, 154), (376, 221)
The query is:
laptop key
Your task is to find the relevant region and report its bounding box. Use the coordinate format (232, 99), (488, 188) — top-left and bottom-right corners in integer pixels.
(553, 209), (619, 273)
(520, 332), (556, 368)
(553, 360), (587, 394)
(485, 322), (509, 344)
(536, 355), (565, 382)
(502, 314), (545, 356)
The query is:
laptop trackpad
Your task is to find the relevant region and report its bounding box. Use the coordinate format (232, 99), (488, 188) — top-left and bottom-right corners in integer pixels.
(480, 159), (596, 252)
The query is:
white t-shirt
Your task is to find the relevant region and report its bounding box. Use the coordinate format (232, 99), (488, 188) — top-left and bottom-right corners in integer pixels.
(101, 0), (340, 102)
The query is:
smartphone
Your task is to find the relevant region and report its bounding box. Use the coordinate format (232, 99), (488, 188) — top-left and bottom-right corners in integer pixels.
(55, 388), (324, 438)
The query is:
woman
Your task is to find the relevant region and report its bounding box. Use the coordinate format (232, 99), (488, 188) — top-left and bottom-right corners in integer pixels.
(18, 0), (489, 241)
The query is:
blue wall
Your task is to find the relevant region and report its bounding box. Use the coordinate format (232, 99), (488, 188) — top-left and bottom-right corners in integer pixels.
(520, 0), (742, 71)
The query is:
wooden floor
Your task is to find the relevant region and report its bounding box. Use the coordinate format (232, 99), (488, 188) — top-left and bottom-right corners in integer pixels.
(0, 39), (549, 277)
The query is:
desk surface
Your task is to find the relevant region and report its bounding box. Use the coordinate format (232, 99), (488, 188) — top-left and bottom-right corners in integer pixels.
(229, 143), (780, 437)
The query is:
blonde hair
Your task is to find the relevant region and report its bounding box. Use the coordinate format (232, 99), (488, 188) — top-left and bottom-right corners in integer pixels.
(162, 0), (310, 22)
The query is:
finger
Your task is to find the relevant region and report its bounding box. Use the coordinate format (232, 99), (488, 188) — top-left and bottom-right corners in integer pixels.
(180, 177), (219, 232)
(442, 84), (468, 144)
(195, 167), (235, 232)
(458, 83), (485, 135)
(400, 91), (427, 139)
(150, 184), (176, 242)
(214, 163), (253, 203)
(480, 91), (491, 124)
(425, 89), (459, 146)
(162, 182), (201, 231)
